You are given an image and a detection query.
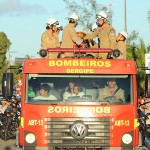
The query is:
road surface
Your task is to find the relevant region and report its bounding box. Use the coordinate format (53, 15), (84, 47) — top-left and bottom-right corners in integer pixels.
(0, 138), (16, 150)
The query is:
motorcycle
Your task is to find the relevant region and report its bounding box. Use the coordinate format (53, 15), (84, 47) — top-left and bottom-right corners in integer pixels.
(0, 97), (21, 141)
(138, 101), (150, 149)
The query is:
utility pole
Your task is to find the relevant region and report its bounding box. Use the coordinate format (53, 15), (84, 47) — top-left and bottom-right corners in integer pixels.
(124, 0), (127, 32)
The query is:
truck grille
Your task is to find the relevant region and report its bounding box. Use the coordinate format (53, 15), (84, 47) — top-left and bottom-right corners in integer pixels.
(44, 118), (110, 149)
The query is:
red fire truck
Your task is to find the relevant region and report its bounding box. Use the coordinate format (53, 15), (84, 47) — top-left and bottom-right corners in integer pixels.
(2, 48), (149, 150)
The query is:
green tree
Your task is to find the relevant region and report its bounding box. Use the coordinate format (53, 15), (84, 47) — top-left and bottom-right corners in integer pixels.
(0, 32), (11, 84)
(147, 46), (150, 53)
(0, 32), (21, 87)
(136, 39), (146, 93)
(126, 30), (146, 93)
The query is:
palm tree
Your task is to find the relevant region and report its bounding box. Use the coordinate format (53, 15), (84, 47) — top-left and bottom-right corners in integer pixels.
(136, 39), (146, 91)
(127, 36), (146, 93)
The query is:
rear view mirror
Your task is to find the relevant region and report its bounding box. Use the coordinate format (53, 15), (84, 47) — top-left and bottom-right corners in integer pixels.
(2, 73), (13, 99)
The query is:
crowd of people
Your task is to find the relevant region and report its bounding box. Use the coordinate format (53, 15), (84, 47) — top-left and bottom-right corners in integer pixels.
(40, 11), (128, 59)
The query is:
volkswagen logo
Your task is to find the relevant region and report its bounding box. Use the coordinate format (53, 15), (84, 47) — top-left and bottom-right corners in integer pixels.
(70, 120), (88, 140)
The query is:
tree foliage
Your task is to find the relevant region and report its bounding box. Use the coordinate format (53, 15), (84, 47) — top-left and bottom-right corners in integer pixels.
(136, 39), (146, 93)
(63, 0), (112, 31)
(126, 30), (139, 46)
(0, 32), (11, 84)
(127, 38), (146, 93)
(0, 32), (23, 86)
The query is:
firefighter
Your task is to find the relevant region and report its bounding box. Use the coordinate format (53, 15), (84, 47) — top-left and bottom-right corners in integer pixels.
(84, 11), (116, 59)
(61, 13), (83, 57)
(114, 31), (127, 59)
(40, 18), (60, 59)
(98, 78), (125, 102)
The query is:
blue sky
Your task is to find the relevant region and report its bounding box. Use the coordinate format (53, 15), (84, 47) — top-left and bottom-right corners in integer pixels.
(0, 0), (150, 62)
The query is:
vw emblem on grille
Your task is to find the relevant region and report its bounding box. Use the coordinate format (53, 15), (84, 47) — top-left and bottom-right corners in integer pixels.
(70, 120), (88, 140)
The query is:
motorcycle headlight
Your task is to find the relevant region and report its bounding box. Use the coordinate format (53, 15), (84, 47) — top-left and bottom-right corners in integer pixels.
(122, 133), (132, 144)
(25, 133), (36, 144)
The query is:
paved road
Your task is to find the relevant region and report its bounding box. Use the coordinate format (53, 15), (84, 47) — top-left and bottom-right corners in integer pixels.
(0, 138), (16, 150)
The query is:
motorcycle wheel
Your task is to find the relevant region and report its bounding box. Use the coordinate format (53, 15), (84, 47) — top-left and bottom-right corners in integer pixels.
(0, 125), (10, 141)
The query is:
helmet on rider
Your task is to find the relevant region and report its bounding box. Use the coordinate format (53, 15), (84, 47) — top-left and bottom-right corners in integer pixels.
(68, 13), (79, 24)
(120, 31), (128, 39)
(96, 11), (107, 20)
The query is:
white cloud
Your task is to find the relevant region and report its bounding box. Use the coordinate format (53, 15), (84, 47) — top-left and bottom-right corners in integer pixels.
(0, 0), (47, 16)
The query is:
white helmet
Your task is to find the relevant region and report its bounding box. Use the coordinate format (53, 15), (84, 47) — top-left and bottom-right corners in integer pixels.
(96, 11), (107, 19)
(69, 13), (79, 21)
(46, 18), (59, 26)
(120, 31), (128, 39)
(92, 23), (98, 32)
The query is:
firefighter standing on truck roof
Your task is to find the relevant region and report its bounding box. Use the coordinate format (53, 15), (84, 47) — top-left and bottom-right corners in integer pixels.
(60, 13), (83, 57)
(114, 31), (127, 59)
(40, 18), (60, 59)
(84, 11), (116, 59)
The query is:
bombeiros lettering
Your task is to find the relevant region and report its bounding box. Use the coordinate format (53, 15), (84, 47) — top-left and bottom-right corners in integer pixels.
(49, 60), (111, 68)
(48, 106), (110, 114)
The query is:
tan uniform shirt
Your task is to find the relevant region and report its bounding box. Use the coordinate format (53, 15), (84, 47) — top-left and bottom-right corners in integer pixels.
(61, 24), (80, 48)
(61, 24), (81, 57)
(40, 30), (60, 59)
(114, 41), (126, 59)
(98, 85), (125, 102)
(84, 24), (116, 58)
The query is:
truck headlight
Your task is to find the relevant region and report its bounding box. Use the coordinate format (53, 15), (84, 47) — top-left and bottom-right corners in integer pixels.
(122, 133), (132, 144)
(25, 133), (36, 144)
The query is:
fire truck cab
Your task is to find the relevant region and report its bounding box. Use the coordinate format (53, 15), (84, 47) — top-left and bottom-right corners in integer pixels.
(2, 48), (150, 150)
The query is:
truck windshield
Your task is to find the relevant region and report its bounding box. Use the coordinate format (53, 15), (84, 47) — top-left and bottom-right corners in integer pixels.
(26, 74), (132, 105)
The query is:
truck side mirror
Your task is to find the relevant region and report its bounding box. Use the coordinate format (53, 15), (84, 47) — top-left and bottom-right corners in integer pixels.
(2, 73), (13, 99)
(145, 74), (150, 98)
